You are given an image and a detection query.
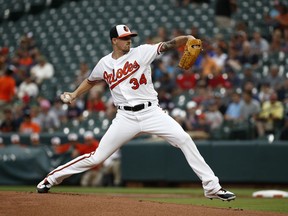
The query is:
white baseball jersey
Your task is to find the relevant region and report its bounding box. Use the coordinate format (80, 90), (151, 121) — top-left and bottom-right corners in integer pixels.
(88, 43), (163, 106)
(40, 41), (222, 197)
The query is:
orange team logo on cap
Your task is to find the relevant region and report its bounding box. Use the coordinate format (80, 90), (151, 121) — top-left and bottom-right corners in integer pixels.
(123, 26), (129, 32)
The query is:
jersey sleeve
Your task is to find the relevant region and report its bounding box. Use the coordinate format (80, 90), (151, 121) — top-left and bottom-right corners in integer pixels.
(87, 60), (104, 84)
(137, 43), (164, 65)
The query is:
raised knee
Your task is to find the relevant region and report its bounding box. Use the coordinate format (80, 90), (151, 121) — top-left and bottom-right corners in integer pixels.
(176, 132), (192, 147)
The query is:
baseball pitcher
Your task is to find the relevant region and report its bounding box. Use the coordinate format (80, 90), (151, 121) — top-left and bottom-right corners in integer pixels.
(37, 24), (235, 201)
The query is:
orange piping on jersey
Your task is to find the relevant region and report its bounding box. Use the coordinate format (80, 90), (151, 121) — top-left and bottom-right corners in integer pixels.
(157, 42), (164, 55)
(87, 79), (102, 85)
(47, 150), (96, 177)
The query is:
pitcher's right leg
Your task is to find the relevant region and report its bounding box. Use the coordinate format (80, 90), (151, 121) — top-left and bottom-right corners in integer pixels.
(37, 111), (140, 192)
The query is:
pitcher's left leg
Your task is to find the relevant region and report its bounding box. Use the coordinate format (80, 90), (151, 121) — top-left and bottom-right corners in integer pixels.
(142, 107), (221, 195)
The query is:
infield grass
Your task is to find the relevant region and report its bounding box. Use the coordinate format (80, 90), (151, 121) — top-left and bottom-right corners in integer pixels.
(0, 186), (287, 214)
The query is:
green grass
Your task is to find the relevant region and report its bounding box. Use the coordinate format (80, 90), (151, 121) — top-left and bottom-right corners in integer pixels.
(1, 186), (288, 214)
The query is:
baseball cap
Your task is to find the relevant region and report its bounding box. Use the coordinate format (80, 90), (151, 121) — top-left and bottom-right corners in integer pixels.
(110, 24), (138, 40)
(84, 131), (94, 139)
(68, 133), (78, 141)
(51, 136), (61, 145)
(11, 134), (20, 142)
(40, 99), (51, 109)
(30, 133), (40, 141)
(186, 101), (197, 109)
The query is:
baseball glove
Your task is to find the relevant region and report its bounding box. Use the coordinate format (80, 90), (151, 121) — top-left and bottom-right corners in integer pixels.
(178, 38), (202, 70)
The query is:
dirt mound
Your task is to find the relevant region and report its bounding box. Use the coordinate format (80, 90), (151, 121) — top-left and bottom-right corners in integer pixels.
(0, 191), (285, 216)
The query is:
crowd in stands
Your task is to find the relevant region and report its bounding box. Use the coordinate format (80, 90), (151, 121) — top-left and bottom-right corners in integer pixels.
(0, 0), (288, 145)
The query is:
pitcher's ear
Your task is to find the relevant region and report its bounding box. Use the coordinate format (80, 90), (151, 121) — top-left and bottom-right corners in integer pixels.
(112, 38), (117, 45)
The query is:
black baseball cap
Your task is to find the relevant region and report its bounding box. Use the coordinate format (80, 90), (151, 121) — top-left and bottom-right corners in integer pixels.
(110, 24), (138, 40)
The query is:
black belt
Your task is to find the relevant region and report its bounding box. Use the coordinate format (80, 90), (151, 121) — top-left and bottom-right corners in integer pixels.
(118, 102), (152, 112)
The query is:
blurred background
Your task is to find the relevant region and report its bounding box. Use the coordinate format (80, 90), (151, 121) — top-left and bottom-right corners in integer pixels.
(0, 0), (288, 186)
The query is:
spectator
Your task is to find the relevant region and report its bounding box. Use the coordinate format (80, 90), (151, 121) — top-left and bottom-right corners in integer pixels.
(250, 31), (270, 56)
(67, 101), (83, 120)
(105, 102), (117, 122)
(269, 29), (284, 53)
(68, 133), (84, 158)
(213, 93), (227, 115)
(153, 59), (172, 81)
(233, 31), (249, 53)
(242, 82), (259, 100)
(0, 137), (4, 148)
(171, 108), (188, 130)
(241, 63), (260, 89)
(207, 71), (228, 90)
(201, 51), (219, 77)
(35, 99), (60, 132)
(79, 131), (102, 187)
(30, 55), (54, 85)
(10, 134), (25, 147)
(256, 92), (284, 137)
(279, 117), (288, 140)
(161, 74), (177, 96)
(224, 91), (242, 122)
(50, 136), (62, 152)
(0, 109), (19, 133)
(274, 3), (288, 30)
(0, 66), (16, 109)
(239, 90), (261, 122)
(151, 26), (168, 44)
(212, 45), (228, 70)
(0, 47), (10, 74)
(176, 68), (198, 91)
(184, 101), (210, 140)
(157, 88), (175, 112)
(51, 136), (73, 155)
(50, 98), (68, 125)
(17, 32), (37, 54)
(189, 26), (200, 40)
(204, 99), (224, 130)
(282, 28), (288, 53)
(215, 0), (237, 29)
(18, 50), (34, 69)
(75, 62), (90, 86)
(30, 133), (40, 146)
(277, 78), (288, 103)
(53, 133), (81, 156)
(258, 82), (274, 103)
(102, 149), (122, 187)
(19, 110), (41, 134)
(175, 0), (191, 7)
(17, 76), (39, 102)
(238, 42), (259, 68)
(266, 2), (288, 31)
(184, 101), (199, 131)
(86, 92), (106, 112)
(264, 64), (284, 91)
(75, 131), (99, 156)
(225, 67), (241, 89)
(193, 79), (212, 106)
(225, 47), (241, 72)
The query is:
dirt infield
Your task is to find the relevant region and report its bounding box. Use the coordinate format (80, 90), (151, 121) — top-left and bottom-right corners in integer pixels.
(0, 191), (286, 216)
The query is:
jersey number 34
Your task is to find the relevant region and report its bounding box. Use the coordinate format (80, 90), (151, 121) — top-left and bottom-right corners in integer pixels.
(129, 74), (147, 90)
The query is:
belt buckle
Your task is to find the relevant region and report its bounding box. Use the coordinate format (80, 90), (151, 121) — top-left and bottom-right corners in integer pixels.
(132, 104), (142, 111)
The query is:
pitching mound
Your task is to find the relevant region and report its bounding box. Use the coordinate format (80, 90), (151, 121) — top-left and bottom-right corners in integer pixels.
(0, 191), (286, 216)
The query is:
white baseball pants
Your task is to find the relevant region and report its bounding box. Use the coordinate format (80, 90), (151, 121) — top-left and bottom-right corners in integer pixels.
(46, 105), (221, 195)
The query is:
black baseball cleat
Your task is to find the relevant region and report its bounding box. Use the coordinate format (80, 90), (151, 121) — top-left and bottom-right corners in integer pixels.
(205, 188), (236, 201)
(37, 178), (52, 193)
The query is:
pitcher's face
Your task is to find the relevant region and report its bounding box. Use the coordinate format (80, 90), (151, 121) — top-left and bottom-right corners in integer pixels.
(115, 36), (132, 53)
